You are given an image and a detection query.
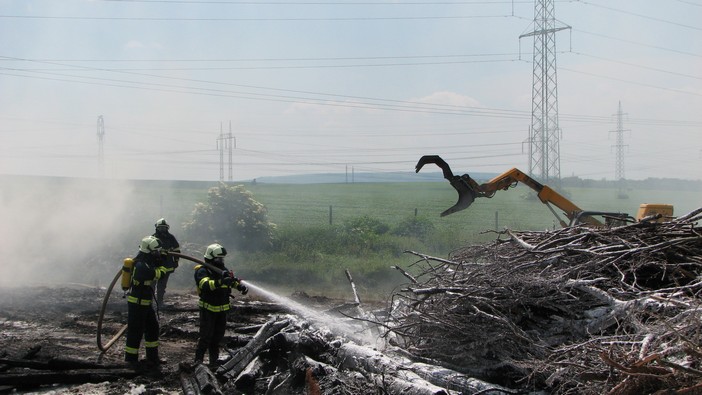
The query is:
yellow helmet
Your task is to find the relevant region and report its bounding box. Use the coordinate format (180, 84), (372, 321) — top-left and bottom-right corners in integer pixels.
(204, 243), (227, 260)
(139, 235), (162, 253)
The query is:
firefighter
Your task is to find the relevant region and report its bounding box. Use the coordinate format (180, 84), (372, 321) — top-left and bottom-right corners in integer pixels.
(124, 235), (168, 368)
(193, 243), (248, 366)
(152, 218), (180, 309)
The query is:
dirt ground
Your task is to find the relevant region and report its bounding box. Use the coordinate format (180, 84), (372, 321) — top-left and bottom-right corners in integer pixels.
(0, 285), (337, 395)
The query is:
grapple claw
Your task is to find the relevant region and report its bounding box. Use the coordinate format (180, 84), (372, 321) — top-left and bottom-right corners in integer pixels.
(415, 155), (455, 180)
(415, 155), (477, 216)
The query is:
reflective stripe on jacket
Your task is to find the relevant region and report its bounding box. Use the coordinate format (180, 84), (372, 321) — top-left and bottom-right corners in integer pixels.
(194, 264), (233, 312)
(128, 251), (166, 303)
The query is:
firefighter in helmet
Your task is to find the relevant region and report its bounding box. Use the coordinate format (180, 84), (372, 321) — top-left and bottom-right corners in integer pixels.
(152, 218), (180, 309)
(193, 243), (248, 366)
(124, 235), (168, 368)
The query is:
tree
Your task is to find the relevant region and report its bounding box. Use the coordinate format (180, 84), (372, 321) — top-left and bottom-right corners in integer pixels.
(183, 183), (276, 252)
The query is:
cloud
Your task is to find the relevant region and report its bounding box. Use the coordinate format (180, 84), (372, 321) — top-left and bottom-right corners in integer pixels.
(124, 40), (146, 49)
(415, 91), (481, 108)
(124, 40), (164, 51)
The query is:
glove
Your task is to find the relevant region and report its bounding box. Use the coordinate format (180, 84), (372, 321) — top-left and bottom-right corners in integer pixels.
(237, 283), (248, 295)
(221, 276), (233, 287)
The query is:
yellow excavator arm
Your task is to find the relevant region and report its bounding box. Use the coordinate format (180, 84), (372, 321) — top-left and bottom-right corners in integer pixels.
(416, 155), (605, 227)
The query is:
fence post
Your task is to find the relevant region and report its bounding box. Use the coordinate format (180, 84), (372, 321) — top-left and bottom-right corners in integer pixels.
(495, 211), (498, 231)
(414, 208), (418, 217)
(329, 205), (333, 225)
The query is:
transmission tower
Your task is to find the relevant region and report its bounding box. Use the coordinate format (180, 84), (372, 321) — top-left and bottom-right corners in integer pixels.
(520, 0), (570, 185)
(97, 115), (105, 178)
(216, 122), (236, 182)
(610, 101), (629, 199)
(228, 121), (235, 182)
(217, 123), (225, 182)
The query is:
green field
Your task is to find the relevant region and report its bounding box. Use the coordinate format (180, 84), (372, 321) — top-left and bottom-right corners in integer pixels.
(3, 175), (700, 299)
(139, 180), (701, 296)
(194, 181), (702, 242)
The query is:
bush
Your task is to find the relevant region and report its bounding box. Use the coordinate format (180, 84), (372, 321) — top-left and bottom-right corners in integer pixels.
(341, 215), (390, 236)
(183, 183), (276, 252)
(392, 216), (435, 240)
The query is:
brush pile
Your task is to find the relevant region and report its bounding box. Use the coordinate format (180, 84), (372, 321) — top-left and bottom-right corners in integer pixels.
(388, 207), (702, 394)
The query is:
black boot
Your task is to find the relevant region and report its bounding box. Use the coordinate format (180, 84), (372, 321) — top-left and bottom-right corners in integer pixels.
(209, 349), (220, 367)
(145, 348), (163, 369)
(194, 349), (205, 365)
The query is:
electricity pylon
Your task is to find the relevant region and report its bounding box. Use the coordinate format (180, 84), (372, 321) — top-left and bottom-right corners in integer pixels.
(520, 0), (570, 185)
(97, 115), (105, 178)
(216, 122), (236, 182)
(611, 101), (629, 199)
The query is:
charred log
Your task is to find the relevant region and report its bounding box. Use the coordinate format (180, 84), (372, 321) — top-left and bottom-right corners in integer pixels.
(193, 363), (223, 395)
(217, 318), (291, 380)
(0, 368), (139, 387)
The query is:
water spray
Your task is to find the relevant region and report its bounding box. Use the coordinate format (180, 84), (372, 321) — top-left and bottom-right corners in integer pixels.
(172, 252), (378, 345)
(243, 281), (378, 346)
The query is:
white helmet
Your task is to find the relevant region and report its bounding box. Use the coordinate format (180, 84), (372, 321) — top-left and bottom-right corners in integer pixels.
(204, 243), (227, 260)
(155, 218), (170, 231)
(139, 235), (162, 253)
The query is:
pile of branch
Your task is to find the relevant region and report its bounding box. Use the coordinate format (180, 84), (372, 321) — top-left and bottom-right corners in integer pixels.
(388, 208), (702, 394)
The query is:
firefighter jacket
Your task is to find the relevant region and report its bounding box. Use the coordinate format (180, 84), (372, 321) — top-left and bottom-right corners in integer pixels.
(128, 251), (167, 305)
(194, 263), (239, 313)
(153, 230), (180, 272)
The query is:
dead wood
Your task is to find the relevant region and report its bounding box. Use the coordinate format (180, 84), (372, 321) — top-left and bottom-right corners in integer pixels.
(0, 357), (124, 370)
(233, 355), (266, 390)
(387, 207), (702, 394)
(335, 342), (498, 395)
(217, 317), (291, 380)
(180, 371), (201, 395)
(0, 368), (139, 387)
(194, 363), (223, 395)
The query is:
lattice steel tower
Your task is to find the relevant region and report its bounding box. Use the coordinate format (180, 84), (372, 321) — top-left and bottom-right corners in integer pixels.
(97, 115), (105, 178)
(611, 101), (629, 199)
(216, 122), (235, 182)
(520, 0), (570, 184)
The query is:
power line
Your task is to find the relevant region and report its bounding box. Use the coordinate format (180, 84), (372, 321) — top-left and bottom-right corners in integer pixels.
(0, 52), (522, 63)
(0, 14), (516, 22)
(560, 67), (702, 97)
(571, 52), (702, 81)
(573, 29), (702, 58)
(2, 67), (701, 129)
(98, 0), (534, 4)
(578, 0), (702, 31)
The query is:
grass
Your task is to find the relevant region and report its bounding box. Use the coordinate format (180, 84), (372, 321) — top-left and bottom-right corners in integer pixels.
(164, 181), (699, 299)
(5, 174), (698, 300)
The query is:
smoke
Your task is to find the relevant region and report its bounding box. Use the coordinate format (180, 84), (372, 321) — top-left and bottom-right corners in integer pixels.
(0, 176), (141, 288)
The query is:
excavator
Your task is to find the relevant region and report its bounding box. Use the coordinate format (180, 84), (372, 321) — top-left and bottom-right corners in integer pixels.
(415, 155), (674, 227)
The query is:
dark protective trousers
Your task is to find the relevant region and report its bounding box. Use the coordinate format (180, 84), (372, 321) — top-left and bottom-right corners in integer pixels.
(155, 272), (170, 308)
(125, 302), (159, 362)
(195, 308), (227, 364)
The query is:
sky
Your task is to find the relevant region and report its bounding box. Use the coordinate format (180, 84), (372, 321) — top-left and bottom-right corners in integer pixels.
(0, 0), (700, 182)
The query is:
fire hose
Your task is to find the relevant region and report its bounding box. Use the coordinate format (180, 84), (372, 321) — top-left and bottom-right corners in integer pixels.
(96, 252), (229, 353)
(96, 268), (128, 353)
